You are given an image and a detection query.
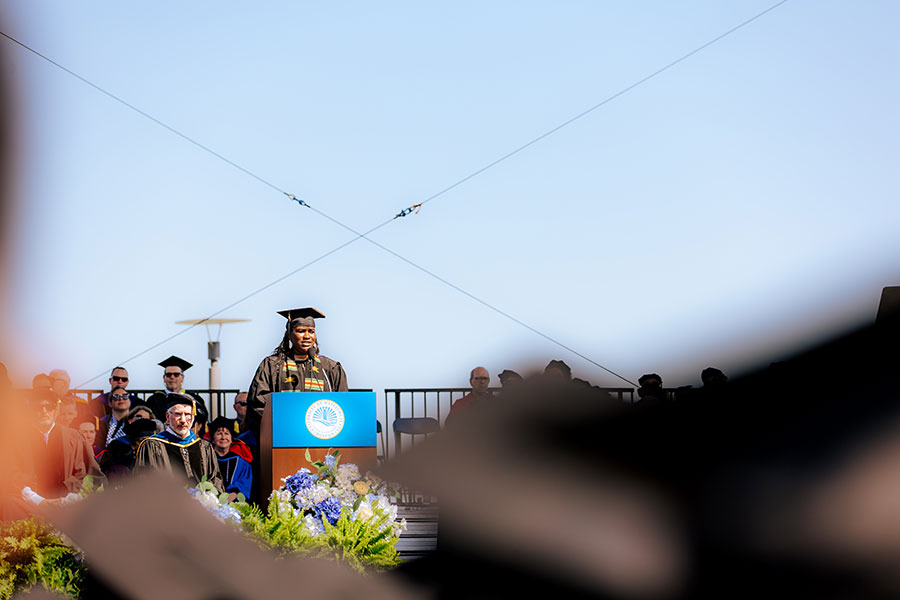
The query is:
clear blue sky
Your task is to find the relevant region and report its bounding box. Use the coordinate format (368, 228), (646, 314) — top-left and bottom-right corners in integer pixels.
(2, 1), (898, 407)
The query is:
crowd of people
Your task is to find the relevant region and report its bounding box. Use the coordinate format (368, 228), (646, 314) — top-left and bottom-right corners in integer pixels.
(0, 303), (729, 522)
(0, 357), (254, 519)
(445, 359), (730, 424)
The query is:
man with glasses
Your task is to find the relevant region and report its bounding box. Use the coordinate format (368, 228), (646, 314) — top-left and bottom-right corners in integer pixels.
(146, 356), (206, 422)
(445, 366), (493, 427)
(92, 366), (138, 418)
(134, 393), (223, 493)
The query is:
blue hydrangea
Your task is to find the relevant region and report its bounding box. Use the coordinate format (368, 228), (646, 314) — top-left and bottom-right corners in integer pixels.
(283, 468), (317, 494)
(316, 497), (342, 525)
(324, 454), (337, 467)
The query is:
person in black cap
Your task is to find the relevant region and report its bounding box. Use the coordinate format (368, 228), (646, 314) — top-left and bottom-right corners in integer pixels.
(145, 355), (206, 422)
(243, 307), (348, 440)
(134, 393), (224, 493)
(99, 417), (159, 484)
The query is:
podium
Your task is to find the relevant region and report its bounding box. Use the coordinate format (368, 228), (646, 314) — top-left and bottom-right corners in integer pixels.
(260, 392), (377, 503)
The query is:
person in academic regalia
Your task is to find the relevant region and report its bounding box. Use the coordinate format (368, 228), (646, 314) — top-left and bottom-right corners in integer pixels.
(100, 417), (159, 483)
(208, 417), (252, 501)
(243, 307), (348, 440)
(134, 394), (224, 493)
(19, 389), (106, 507)
(145, 356), (206, 422)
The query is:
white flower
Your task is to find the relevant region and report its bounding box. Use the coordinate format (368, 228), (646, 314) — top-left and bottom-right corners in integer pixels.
(356, 501), (375, 522)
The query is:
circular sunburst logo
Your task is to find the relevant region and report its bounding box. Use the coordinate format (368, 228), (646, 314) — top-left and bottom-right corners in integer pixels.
(305, 399), (345, 439)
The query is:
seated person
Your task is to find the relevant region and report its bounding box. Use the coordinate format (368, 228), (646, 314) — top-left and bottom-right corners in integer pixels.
(100, 418), (159, 482)
(134, 394), (224, 493)
(73, 415), (102, 458)
(208, 417), (252, 502)
(56, 398), (78, 428)
(97, 385), (132, 449)
(20, 389), (106, 507)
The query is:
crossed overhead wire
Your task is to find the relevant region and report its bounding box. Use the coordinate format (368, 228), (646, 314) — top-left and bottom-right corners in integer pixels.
(0, 0), (789, 388)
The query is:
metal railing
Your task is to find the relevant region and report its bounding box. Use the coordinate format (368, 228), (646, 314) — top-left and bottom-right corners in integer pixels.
(73, 388), (242, 419)
(383, 386), (644, 460)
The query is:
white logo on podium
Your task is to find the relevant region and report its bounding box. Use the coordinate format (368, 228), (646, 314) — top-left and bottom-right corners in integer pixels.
(305, 399), (345, 439)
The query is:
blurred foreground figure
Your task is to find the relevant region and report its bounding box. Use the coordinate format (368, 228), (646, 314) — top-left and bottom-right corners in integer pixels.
(383, 313), (900, 599)
(44, 473), (418, 600)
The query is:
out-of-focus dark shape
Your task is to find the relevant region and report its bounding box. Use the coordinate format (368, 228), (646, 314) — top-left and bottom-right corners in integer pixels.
(497, 369), (523, 389)
(543, 359), (572, 380)
(636, 372), (667, 407)
(45, 473), (418, 600)
(876, 286), (900, 324)
(384, 308), (900, 599)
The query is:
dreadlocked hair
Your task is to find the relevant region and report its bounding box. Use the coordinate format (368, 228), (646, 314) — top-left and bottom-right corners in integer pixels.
(273, 330), (292, 358)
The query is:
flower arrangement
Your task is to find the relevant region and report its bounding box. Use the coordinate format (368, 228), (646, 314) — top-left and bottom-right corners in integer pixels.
(189, 479), (243, 525)
(233, 449), (406, 572)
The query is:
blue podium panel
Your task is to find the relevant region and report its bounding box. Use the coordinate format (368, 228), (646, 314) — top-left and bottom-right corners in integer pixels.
(271, 392), (376, 448)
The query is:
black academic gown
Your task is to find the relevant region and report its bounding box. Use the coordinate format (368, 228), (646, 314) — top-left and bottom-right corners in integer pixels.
(243, 353), (348, 438)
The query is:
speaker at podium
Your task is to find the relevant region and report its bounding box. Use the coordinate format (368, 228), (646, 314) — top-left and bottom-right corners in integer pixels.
(260, 391), (377, 503)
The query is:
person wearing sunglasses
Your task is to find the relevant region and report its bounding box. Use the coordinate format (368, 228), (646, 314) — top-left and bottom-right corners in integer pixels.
(96, 385), (133, 450)
(145, 356), (206, 423)
(91, 366), (138, 419)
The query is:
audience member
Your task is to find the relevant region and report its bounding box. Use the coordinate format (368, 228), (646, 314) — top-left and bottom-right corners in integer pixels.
(446, 366), (492, 426)
(19, 389), (106, 507)
(100, 417), (159, 483)
(637, 373), (667, 407)
(97, 385), (132, 449)
(231, 392), (248, 433)
(208, 416), (252, 502)
(124, 404), (160, 428)
(134, 394), (224, 493)
(73, 415), (101, 457)
(145, 356), (206, 422)
(701, 367), (728, 389)
(56, 398), (78, 428)
(32, 373), (52, 391)
(192, 398), (209, 438)
(49, 369), (90, 418)
(497, 369), (523, 391)
(92, 366), (138, 418)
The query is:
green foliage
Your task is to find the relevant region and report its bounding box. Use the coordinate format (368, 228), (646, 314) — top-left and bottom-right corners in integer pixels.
(0, 519), (85, 599)
(318, 506), (401, 572)
(232, 493), (401, 573)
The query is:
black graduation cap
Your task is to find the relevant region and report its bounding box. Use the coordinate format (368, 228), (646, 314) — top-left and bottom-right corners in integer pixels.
(277, 307), (325, 328)
(124, 418), (158, 439)
(165, 393), (197, 413)
(208, 416), (238, 436)
(158, 355), (192, 372)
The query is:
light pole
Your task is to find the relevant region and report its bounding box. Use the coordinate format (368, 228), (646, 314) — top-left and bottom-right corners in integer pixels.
(175, 318), (249, 418)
